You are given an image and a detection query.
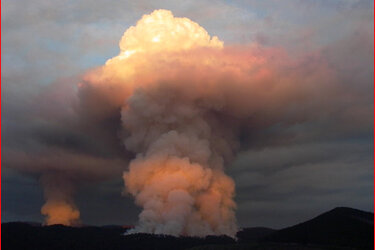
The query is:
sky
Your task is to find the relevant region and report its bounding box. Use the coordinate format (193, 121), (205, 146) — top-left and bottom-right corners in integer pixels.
(2, 0), (374, 229)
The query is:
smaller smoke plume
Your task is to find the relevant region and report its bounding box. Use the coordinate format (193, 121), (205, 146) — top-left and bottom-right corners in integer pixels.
(40, 173), (80, 226)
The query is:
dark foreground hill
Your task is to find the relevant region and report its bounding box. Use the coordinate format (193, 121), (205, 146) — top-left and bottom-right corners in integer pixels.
(2, 207), (373, 250)
(2, 223), (236, 250)
(263, 207), (374, 249)
(236, 227), (276, 243)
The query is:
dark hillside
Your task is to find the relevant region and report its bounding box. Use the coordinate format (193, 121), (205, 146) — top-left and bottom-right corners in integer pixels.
(236, 227), (276, 243)
(264, 207), (373, 249)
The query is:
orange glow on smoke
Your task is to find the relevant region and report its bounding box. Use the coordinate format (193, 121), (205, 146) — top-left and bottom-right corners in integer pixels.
(41, 201), (80, 226)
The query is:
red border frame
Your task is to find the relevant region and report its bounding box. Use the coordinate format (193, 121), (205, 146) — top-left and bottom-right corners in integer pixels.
(1, 0), (3, 244)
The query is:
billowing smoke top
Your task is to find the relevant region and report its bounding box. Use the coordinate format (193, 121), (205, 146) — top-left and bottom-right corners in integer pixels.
(111, 9), (223, 62)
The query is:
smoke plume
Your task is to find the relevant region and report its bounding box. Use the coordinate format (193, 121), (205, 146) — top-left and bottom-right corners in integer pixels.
(77, 9), (358, 237)
(40, 173), (80, 225)
(4, 121), (127, 226)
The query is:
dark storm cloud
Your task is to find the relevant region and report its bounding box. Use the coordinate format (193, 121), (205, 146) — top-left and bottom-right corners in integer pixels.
(3, 76), (131, 181)
(230, 140), (372, 228)
(2, 0), (373, 227)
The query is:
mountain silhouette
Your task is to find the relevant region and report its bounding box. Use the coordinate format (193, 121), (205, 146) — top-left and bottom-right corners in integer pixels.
(263, 207), (373, 249)
(2, 207), (373, 250)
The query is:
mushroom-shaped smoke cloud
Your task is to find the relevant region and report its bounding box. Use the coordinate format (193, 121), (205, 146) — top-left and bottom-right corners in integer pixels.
(78, 9), (357, 237)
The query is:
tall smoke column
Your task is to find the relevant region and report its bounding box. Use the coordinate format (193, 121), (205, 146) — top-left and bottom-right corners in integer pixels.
(118, 10), (237, 237)
(79, 9), (342, 236)
(103, 9), (239, 237)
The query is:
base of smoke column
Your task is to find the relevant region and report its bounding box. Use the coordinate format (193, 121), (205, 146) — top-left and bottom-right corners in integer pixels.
(41, 200), (81, 226)
(40, 174), (81, 226)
